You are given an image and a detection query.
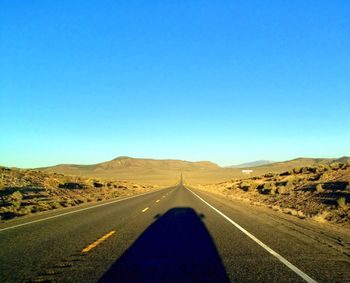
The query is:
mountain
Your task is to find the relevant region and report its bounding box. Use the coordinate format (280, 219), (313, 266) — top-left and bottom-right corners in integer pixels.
(246, 157), (350, 174)
(38, 156), (222, 185)
(226, 160), (274, 168)
(40, 156), (220, 172)
(37, 156), (350, 185)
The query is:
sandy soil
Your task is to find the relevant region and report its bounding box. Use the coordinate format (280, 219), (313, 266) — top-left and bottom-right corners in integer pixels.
(0, 166), (160, 221)
(193, 162), (350, 228)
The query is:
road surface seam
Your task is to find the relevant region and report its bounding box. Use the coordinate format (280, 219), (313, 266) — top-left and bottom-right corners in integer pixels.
(0, 189), (167, 232)
(187, 187), (317, 283)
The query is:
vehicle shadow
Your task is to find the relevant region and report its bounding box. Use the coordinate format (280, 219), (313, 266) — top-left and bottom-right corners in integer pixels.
(98, 207), (230, 283)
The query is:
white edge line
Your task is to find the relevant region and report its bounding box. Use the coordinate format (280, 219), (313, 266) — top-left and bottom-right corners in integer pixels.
(186, 187), (317, 283)
(0, 188), (168, 232)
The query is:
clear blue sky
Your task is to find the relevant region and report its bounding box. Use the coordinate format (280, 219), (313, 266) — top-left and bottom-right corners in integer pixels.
(1, 1), (349, 168)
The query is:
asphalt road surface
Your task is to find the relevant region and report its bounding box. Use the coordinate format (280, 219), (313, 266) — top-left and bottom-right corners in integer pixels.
(1, 183), (350, 282)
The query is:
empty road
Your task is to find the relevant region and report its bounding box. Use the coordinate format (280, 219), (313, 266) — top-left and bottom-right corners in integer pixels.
(1, 183), (349, 282)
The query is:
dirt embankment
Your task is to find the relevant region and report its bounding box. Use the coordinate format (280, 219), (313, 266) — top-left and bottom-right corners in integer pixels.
(195, 162), (350, 227)
(0, 167), (160, 221)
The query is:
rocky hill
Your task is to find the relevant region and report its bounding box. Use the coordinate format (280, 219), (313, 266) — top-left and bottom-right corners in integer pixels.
(233, 157), (350, 179)
(0, 166), (158, 221)
(38, 156), (222, 185)
(195, 161), (350, 227)
(36, 156), (350, 185)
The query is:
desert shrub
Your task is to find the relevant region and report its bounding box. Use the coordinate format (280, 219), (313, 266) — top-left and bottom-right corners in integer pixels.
(308, 167), (317, 173)
(9, 191), (23, 208)
(251, 176), (261, 180)
(264, 173), (275, 178)
(17, 206), (32, 216)
(293, 167), (302, 174)
(59, 182), (85, 189)
(75, 196), (86, 204)
(309, 174), (321, 181)
(240, 182), (250, 191)
(249, 182), (259, 191)
(337, 197), (346, 207)
(322, 181), (348, 190)
(257, 182), (274, 194)
(68, 199), (77, 206)
(264, 182), (274, 189)
(74, 198), (85, 204)
(279, 171), (291, 176)
(285, 180), (295, 190)
(93, 182), (104, 188)
(316, 165), (329, 173)
(30, 205), (41, 213)
(33, 202), (51, 212)
(48, 201), (62, 209)
(59, 200), (69, 207)
(42, 177), (59, 188)
(330, 162), (340, 170)
(313, 211), (331, 223)
(277, 186), (289, 194)
(316, 183), (324, 193)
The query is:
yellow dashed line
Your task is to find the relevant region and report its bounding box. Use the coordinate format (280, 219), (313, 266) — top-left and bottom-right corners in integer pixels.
(162, 196), (166, 198)
(81, 230), (116, 253)
(142, 207), (149, 212)
(156, 200), (160, 203)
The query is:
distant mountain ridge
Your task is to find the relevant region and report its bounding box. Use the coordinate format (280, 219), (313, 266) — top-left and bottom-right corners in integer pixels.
(227, 157), (350, 169)
(259, 157), (350, 168)
(36, 156), (350, 185)
(38, 156), (220, 183)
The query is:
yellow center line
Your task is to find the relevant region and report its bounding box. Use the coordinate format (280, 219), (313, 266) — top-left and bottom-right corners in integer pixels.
(81, 230), (116, 253)
(156, 200), (160, 203)
(142, 207), (149, 212)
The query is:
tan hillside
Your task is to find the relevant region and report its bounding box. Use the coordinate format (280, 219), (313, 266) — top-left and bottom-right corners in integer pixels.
(235, 157), (350, 177)
(37, 156), (350, 185)
(194, 161), (350, 227)
(38, 156), (226, 185)
(0, 166), (158, 221)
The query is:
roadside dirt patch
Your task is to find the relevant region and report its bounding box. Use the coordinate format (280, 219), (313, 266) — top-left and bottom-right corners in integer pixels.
(0, 167), (159, 221)
(194, 162), (350, 228)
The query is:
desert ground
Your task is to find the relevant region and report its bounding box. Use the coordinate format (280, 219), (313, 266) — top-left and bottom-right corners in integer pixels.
(1, 157), (349, 227)
(1, 157), (350, 282)
(193, 161), (350, 227)
(0, 167), (159, 221)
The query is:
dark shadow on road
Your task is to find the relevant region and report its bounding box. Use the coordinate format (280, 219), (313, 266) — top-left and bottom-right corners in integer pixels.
(98, 207), (229, 283)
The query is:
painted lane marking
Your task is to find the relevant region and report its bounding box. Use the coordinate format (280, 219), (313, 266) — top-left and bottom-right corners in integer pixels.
(187, 187), (317, 283)
(0, 188), (170, 232)
(156, 200), (160, 203)
(81, 231), (116, 253)
(142, 207), (149, 213)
